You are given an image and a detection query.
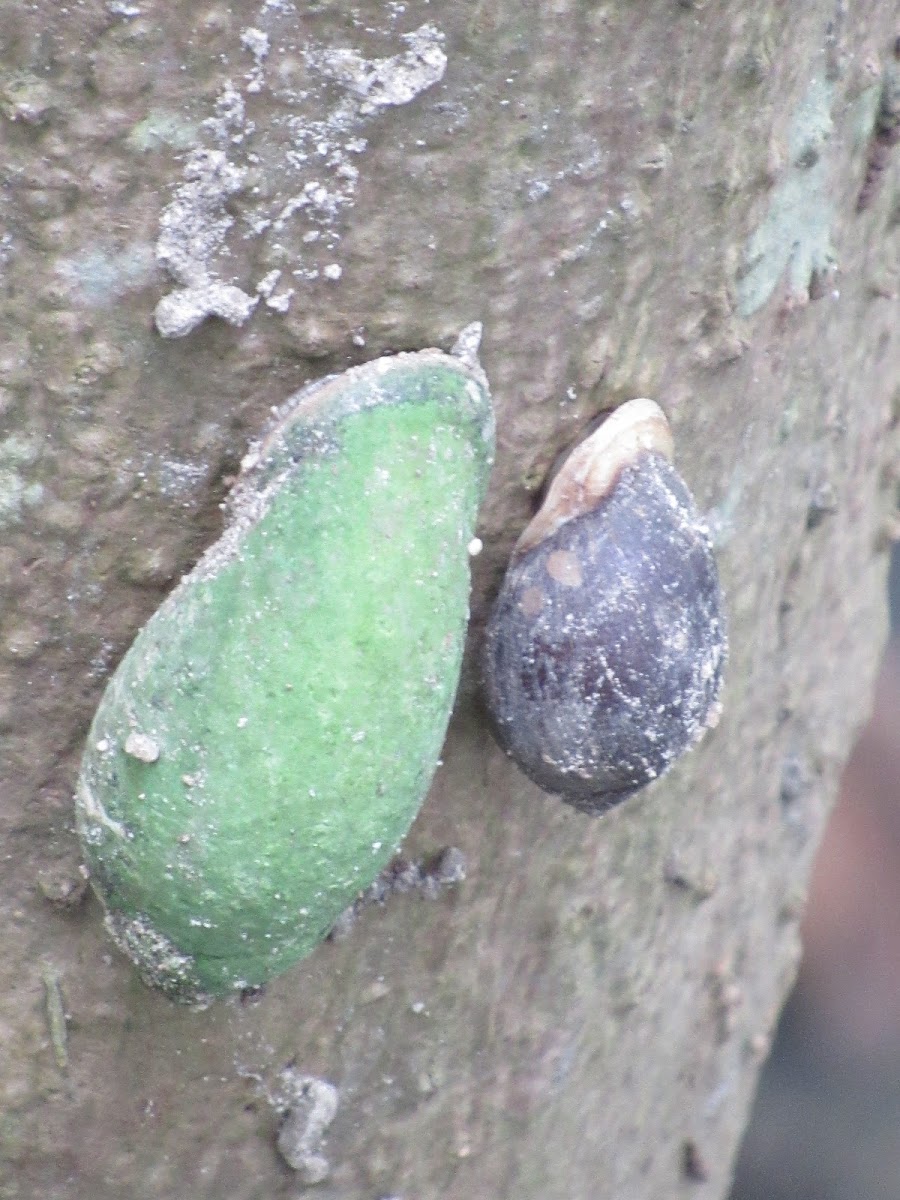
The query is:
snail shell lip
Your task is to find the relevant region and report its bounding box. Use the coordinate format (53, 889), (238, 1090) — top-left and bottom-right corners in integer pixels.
(515, 398), (674, 557)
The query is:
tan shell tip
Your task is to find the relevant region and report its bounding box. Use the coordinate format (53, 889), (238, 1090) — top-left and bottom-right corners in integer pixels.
(515, 398), (674, 556)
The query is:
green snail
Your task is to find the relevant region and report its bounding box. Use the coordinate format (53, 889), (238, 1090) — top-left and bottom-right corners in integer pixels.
(76, 329), (494, 1005)
(482, 398), (726, 814)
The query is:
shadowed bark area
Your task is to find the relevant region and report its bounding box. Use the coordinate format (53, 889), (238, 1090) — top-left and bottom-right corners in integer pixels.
(1, 1), (898, 1197)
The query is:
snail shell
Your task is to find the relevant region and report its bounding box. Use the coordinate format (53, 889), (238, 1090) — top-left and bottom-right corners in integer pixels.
(76, 337), (494, 1004)
(483, 398), (726, 814)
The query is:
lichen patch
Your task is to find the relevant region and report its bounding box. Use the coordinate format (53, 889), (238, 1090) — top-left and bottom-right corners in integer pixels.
(152, 14), (450, 337)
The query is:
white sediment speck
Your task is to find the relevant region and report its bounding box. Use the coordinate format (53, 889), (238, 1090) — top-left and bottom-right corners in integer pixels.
(153, 20), (448, 337)
(154, 149), (258, 338)
(124, 732), (161, 763)
(307, 24), (447, 114)
(241, 27), (270, 94)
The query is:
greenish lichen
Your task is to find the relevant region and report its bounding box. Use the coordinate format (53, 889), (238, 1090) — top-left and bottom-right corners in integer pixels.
(735, 77), (836, 317)
(126, 111), (200, 154)
(0, 435), (43, 527)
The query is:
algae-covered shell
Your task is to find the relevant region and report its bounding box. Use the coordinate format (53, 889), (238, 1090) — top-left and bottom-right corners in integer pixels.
(76, 339), (494, 1004)
(482, 399), (726, 815)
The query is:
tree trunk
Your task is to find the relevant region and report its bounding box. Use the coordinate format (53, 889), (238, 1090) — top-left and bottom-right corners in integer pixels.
(2, 1), (897, 1196)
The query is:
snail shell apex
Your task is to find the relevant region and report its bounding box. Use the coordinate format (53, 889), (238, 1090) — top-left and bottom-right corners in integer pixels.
(483, 399), (726, 814)
(515, 397), (674, 556)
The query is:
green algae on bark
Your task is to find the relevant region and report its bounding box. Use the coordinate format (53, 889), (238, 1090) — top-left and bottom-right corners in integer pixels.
(76, 341), (494, 1004)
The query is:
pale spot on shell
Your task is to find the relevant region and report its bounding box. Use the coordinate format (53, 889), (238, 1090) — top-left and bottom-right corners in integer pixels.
(545, 549), (583, 588)
(124, 732), (160, 764)
(518, 586), (545, 617)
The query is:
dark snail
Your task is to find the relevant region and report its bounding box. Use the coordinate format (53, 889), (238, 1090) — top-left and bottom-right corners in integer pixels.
(483, 398), (726, 814)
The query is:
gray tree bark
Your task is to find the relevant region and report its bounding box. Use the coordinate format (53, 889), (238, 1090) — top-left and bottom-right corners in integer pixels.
(1, 1), (898, 1197)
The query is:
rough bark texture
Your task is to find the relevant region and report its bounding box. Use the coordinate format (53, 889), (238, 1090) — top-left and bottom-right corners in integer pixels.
(1, 1), (898, 1197)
